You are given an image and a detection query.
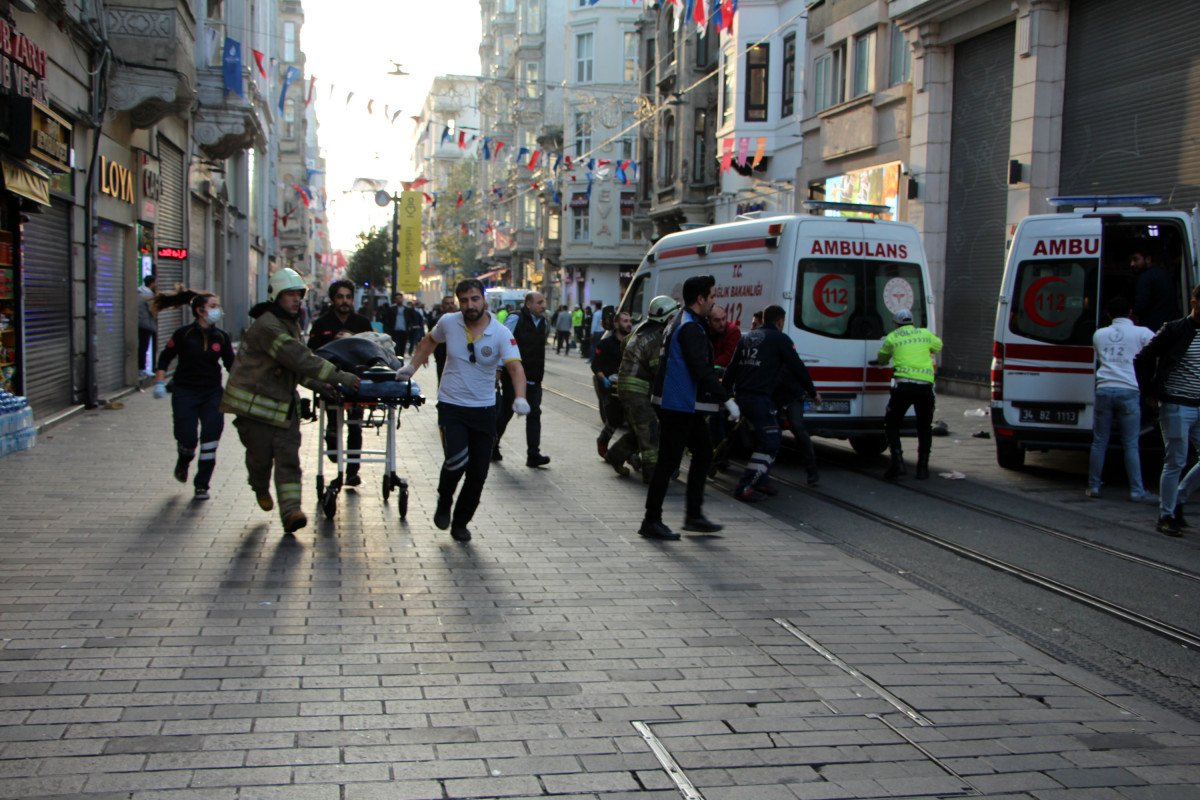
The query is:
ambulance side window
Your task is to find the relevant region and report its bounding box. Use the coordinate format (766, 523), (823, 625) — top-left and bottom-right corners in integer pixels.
(1009, 258), (1099, 345)
(869, 262), (926, 331)
(795, 259), (858, 338)
(620, 273), (649, 324)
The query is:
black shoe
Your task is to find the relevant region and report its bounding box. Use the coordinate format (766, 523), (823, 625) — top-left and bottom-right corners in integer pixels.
(806, 469), (820, 486)
(734, 487), (767, 503)
(491, 446), (503, 462)
(638, 519), (680, 540)
(884, 451), (906, 479)
(193, 487), (210, 501)
(1158, 515), (1182, 537)
(1174, 504), (1189, 528)
(174, 458), (189, 484)
(345, 473), (362, 487)
(450, 525), (472, 542)
(434, 497), (452, 530)
(683, 515), (723, 533)
(526, 453), (551, 468)
(596, 436), (608, 458)
(915, 459), (930, 480)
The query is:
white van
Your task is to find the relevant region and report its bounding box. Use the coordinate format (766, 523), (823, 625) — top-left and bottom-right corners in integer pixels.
(990, 196), (1200, 468)
(485, 287), (526, 314)
(617, 203), (935, 454)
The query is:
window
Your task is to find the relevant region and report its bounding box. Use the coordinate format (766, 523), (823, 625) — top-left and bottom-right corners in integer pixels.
(524, 61), (540, 98)
(813, 44), (845, 112)
(1009, 259), (1099, 345)
(572, 207), (590, 241)
(521, 195), (536, 229)
(548, 211), (560, 241)
(795, 258), (927, 340)
(621, 272), (649, 322)
(643, 39), (655, 93)
(575, 32), (594, 83)
(721, 52), (734, 124)
(624, 31), (639, 82)
(283, 21), (296, 62)
(889, 24), (911, 85)
(745, 43), (769, 121)
(664, 18), (677, 65)
(695, 23), (714, 68)
(781, 33), (797, 117)
(522, 0), (541, 32)
(619, 137), (636, 161)
(691, 108), (708, 183)
(573, 112), (592, 156)
(852, 30), (875, 98)
(660, 112), (676, 185)
(620, 194), (640, 241)
(283, 98), (296, 138)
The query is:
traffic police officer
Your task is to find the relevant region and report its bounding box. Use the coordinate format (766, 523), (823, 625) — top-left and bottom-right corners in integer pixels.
(872, 307), (942, 479)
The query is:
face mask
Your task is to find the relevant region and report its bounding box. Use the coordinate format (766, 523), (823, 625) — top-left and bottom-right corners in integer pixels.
(206, 308), (223, 324)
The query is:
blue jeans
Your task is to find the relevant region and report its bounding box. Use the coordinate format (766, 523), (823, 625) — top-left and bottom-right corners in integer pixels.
(1088, 387), (1145, 496)
(1157, 402), (1200, 516)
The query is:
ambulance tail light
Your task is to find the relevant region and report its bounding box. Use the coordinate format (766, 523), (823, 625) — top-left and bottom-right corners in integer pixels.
(991, 341), (1004, 401)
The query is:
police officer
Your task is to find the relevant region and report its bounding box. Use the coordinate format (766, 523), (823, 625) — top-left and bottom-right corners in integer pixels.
(593, 307), (631, 457)
(606, 297), (679, 481)
(871, 307), (942, 479)
(222, 268), (361, 534)
(496, 291), (550, 467)
(723, 304), (821, 501)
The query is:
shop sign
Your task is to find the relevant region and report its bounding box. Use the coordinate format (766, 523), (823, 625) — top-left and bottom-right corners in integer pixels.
(29, 102), (70, 173)
(137, 152), (160, 223)
(156, 246), (187, 260)
(569, 192), (589, 208)
(0, 19), (49, 104)
(99, 156), (134, 203)
(823, 161), (901, 220)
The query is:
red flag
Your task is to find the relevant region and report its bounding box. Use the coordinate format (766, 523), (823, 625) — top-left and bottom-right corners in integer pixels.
(410, 177), (430, 189)
(456, 192), (464, 207)
(458, 131), (466, 148)
(527, 150), (541, 170)
(721, 0), (734, 32)
(305, 75), (316, 107)
(292, 185), (310, 207)
(422, 192), (433, 203)
(565, 155), (573, 170)
(252, 49), (267, 78)
(494, 140), (506, 158)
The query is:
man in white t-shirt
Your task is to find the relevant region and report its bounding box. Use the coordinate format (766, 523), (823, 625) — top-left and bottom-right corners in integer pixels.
(399, 279), (528, 542)
(1089, 295), (1155, 502)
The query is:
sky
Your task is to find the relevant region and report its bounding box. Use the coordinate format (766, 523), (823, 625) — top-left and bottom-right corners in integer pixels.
(302, 0), (483, 253)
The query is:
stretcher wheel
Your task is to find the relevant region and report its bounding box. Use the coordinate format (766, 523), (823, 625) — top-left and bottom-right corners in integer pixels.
(316, 476), (325, 500)
(398, 488), (408, 519)
(382, 474), (391, 500)
(322, 487), (338, 518)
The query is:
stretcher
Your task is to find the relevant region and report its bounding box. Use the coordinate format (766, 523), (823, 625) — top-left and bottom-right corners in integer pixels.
(315, 368), (424, 520)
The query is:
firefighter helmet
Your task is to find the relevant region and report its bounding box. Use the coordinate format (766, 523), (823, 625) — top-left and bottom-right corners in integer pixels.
(647, 295), (681, 323)
(268, 268), (307, 302)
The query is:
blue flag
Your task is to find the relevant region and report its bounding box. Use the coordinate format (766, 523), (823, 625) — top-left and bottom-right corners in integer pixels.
(222, 37), (243, 98)
(278, 66), (300, 114)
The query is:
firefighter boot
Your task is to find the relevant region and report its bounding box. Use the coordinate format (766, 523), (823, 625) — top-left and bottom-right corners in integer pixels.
(915, 451), (930, 480)
(884, 449), (906, 479)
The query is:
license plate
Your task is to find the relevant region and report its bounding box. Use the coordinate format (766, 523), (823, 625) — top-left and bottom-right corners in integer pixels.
(809, 399), (851, 414)
(1019, 407), (1078, 425)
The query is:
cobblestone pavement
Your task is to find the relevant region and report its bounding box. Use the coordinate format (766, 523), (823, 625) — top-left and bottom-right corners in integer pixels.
(0, 370), (1197, 800)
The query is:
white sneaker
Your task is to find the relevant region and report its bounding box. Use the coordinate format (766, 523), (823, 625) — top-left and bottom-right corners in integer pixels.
(1084, 488), (1101, 498)
(1129, 492), (1158, 504)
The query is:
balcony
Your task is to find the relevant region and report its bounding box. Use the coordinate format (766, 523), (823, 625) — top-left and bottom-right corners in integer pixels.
(193, 21), (268, 160)
(105, 1), (196, 128)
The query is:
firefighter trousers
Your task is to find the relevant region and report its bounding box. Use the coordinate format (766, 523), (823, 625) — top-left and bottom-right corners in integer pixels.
(608, 392), (658, 469)
(233, 414), (303, 522)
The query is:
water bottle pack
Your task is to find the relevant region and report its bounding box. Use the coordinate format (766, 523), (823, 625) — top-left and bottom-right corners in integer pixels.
(0, 389), (35, 458)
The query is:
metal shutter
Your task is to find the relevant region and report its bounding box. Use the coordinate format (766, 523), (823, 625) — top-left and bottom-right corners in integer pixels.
(156, 139), (186, 341)
(941, 22), (1014, 383)
(95, 221), (126, 395)
(21, 199), (73, 417)
(190, 196), (208, 291)
(1060, 0), (1200, 208)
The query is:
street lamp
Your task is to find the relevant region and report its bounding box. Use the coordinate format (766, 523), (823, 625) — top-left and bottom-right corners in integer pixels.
(374, 189), (400, 295)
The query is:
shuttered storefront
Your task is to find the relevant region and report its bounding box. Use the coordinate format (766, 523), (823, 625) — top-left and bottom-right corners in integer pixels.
(95, 220), (125, 395)
(190, 196), (208, 292)
(156, 138), (186, 343)
(941, 22), (1014, 383)
(21, 198), (73, 417)
(1060, 0), (1200, 208)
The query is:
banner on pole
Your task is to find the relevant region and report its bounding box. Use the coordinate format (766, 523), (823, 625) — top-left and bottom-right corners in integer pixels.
(396, 191), (422, 292)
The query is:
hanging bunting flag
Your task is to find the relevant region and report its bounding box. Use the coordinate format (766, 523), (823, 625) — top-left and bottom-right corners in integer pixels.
(367, 99), (374, 114)
(494, 141), (506, 159)
(482, 137), (491, 160)
(458, 131), (466, 148)
(465, 189), (474, 200)
(292, 184), (310, 207)
(528, 150), (541, 170)
(345, 91), (354, 106)
(251, 48), (267, 78)
(720, 138), (734, 173)
(278, 65), (300, 114)
(423, 192), (434, 204)
(328, 82), (335, 99)
(441, 126), (453, 145)
(693, 0), (707, 31)
(391, 110), (403, 123)
(222, 37), (243, 98)
(516, 146), (530, 165)
(305, 75), (316, 107)
(751, 136), (766, 168)
(410, 177), (429, 189)
(456, 192), (464, 207)
(736, 137), (749, 166)
(565, 155), (573, 170)
(615, 161), (627, 185)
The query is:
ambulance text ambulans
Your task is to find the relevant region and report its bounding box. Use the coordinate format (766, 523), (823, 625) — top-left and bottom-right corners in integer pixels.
(991, 196), (1200, 468)
(617, 203), (935, 455)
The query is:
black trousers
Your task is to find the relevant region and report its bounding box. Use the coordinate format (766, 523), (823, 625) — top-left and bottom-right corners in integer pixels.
(885, 381), (935, 457)
(644, 408), (713, 523)
(554, 330), (571, 353)
(437, 402), (498, 527)
(138, 328), (154, 373)
(324, 405), (363, 477)
(495, 371), (543, 457)
(172, 385), (224, 490)
(780, 400), (817, 470)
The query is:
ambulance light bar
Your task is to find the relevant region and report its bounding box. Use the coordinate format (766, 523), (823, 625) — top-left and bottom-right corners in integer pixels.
(1048, 195), (1162, 208)
(802, 200), (892, 216)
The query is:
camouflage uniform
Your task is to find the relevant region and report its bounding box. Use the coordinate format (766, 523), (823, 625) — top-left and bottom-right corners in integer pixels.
(606, 318), (667, 481)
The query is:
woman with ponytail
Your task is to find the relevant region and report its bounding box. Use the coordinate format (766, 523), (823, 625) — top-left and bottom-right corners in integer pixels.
(152, 287), (235, 500)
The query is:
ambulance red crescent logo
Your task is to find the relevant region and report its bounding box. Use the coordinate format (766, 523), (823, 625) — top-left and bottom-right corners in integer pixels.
(1022, 275), (1068, 327)
(813, 274), (848, 318)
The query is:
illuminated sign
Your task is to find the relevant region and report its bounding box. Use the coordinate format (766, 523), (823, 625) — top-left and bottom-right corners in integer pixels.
(99, 156), (134, 203)
(156, 246), (188, 260)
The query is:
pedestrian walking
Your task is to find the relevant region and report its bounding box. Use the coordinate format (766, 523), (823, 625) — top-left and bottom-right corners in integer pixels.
(553, 304), (573, 354)
(1134, 283), (1200, 536)
(1088, 296), (1155, 502)
(221, 268), (362, 534)
(495, 291), (551, 467)
(723, 304), (821, 502)
(640, 276), (737, 540)
(593, 309), (632, 458)
(871, 307), (942, 479)
(151, 287), (234, 500)
(397, 279), (528, 543)
(381, 293), (408, 351)
(138, 275), (157, 376)
(572, 306), (585, 356)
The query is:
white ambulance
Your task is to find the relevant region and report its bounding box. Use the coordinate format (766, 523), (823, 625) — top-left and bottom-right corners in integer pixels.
(990, 196), (1200, 468)
(485, 287), (526, 314)
(617, 202), (935, 455)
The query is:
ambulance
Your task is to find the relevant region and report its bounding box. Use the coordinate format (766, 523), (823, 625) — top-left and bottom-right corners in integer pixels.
(484, 287), (526, 314)
(990, 196), (1200, 468)
(617, 202), (935, 455)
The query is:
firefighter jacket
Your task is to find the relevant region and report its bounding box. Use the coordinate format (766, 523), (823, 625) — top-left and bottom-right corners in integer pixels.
(221, 302), (360, 427)
(617, 319), (666, 397)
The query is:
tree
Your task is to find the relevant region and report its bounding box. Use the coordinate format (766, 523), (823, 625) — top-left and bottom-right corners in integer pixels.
(429, 162), (480, 282)
(346, 226), (390, 290)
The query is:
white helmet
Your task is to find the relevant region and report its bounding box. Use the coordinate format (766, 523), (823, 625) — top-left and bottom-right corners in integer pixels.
(268, 268), (307, 301)
(647, 295), (681, 323)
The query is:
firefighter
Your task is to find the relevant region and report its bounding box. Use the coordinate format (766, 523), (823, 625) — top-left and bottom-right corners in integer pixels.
(605, 296), (681, 481)
(871, 307), (942, 479)
(221, 268), (362, 534)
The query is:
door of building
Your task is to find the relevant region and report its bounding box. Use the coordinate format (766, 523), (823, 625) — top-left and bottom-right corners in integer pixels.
(21, 197), (73, 417)
(95, 220), (126, 395)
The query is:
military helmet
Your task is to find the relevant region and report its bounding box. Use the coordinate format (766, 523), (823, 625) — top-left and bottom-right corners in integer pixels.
(268, 268), (307, 302)
(647, 295), (681, 323)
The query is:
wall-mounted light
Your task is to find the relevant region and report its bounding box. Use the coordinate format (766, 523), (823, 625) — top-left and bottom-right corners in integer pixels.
(906, 178), (918, 200)
(1008, 159), (1023, 185)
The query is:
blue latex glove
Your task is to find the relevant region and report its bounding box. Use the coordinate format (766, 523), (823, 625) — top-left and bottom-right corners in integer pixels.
(153, 381), (167, 399)
(599, 376), (611, 390)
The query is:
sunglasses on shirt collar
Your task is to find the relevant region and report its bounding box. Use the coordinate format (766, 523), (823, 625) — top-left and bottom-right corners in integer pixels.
(467, 340), (476, 363)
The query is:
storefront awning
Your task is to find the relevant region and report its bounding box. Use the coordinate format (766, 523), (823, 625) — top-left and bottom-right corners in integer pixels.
(1, 157), (50, 206)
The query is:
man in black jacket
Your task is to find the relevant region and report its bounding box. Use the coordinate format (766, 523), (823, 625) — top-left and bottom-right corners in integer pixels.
(495, 292), (551, 467)
(640, 275), (739, 540)
(593, 308), (632, 457)
(1135, 283), (1200, 536)
(723, 304), (821, 502)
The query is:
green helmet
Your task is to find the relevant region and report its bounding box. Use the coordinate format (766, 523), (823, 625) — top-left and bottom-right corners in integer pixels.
(647, 295), (681, 323)
(268, 267), (307, 301)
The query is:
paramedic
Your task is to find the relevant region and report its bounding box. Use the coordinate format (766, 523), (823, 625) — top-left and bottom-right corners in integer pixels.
(1131, 242), (1176, 334)
(593, 308), (631, 458)
(871, 308), (942, 480)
